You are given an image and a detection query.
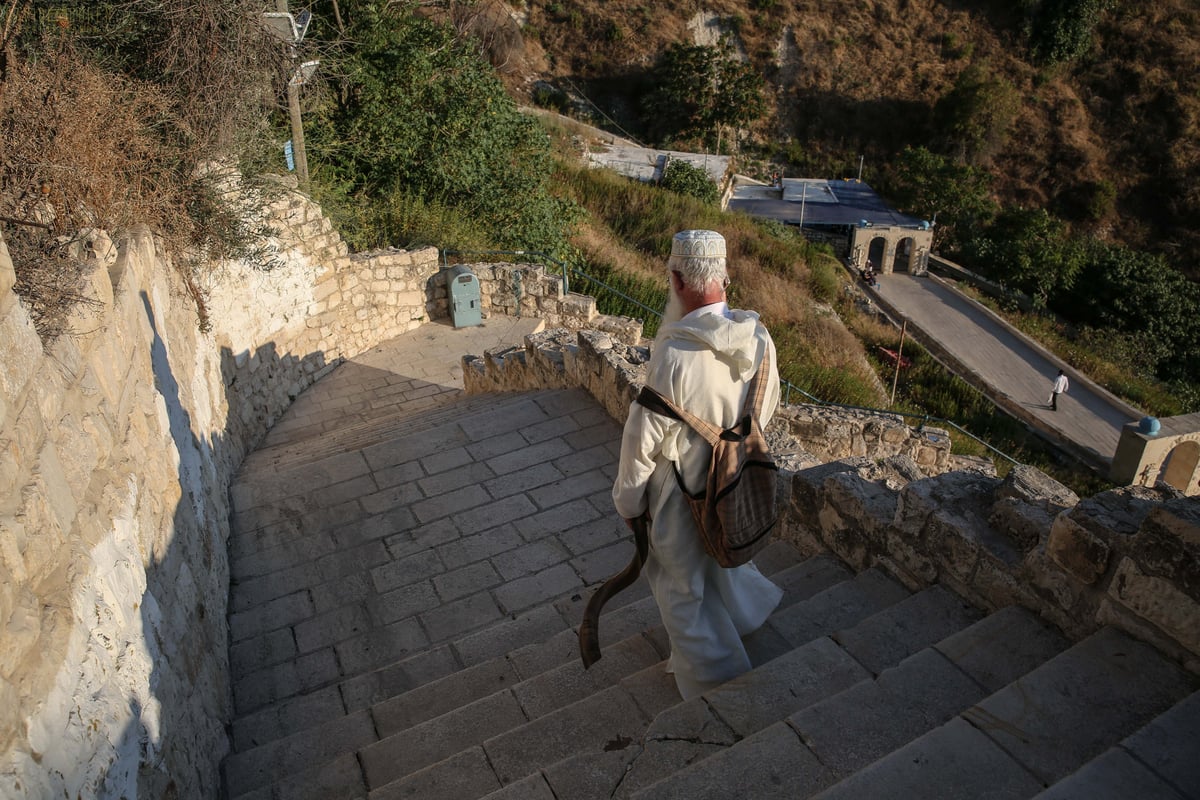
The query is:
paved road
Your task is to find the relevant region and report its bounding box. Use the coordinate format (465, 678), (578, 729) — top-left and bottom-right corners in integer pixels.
(870, 272), (1143, 469)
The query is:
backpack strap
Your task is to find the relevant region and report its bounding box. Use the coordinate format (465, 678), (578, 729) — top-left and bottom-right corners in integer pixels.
(635, 385), (724, 446)
(635, 351), (773, 499)
(743, 349), (772, 421)
(635, 350), (772, 443)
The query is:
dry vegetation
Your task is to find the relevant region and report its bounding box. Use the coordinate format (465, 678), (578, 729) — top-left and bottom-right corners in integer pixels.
(551, 150), (885, 406)
(0, 0), (290, 338)
(511, 0), (1200, 279)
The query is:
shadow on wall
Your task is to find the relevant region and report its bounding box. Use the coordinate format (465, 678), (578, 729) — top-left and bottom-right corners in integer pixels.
(100, 293), (332, 797)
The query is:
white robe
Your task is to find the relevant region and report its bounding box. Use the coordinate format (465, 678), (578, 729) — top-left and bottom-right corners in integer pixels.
(612, 303), (784, 699)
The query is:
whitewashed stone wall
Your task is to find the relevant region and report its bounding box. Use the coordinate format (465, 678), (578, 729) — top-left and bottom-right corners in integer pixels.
(0, 178), (674, 798)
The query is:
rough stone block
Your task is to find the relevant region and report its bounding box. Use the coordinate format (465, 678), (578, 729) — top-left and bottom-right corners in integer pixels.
(1067, 485), (1176, 541)
(1132, 499), (1200, 599)
(989, 496), (1054, 552)
(994, 463), (1079, 512)
(1047, 515), (1111, 584)
(1107, 556), (1200, 654)
(0, 304), (42, 398)
(0, 234), (14, 299)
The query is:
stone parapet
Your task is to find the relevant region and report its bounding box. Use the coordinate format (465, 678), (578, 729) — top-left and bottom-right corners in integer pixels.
(463, 328), (1200, 671)
(463, 329), (951, 470)
(787, 457), (1198, 670)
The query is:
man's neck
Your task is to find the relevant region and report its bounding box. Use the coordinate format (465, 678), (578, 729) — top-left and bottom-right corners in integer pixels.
(678, 287), (726, 316)
(684, 299), (730, 320)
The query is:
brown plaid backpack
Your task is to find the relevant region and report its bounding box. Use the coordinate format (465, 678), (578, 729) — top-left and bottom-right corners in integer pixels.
(636, 353), (779, 567)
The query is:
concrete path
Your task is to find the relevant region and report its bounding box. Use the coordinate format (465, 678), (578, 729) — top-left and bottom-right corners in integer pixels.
(870, 272), (1143, 468)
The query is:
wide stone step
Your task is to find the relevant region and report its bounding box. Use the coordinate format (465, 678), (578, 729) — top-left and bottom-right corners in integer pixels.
(347, 552), (837, 792)
(224, 543), (814, 799)
(368, 662), (682, 800)
(466, 567), (922, 800)
(806, 626), (1198, 800)
(1031, 689), (1200, 800)
(627, 605), (1071, 799)
(248, 389), (546, 474)
(229, 540), (805, 751)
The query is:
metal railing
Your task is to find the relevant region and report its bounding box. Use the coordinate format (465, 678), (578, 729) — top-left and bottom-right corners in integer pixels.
(439, 249), (1020, 466)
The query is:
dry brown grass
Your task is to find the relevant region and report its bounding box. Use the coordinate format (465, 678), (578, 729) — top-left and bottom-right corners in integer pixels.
(0, 40), (175, 337)
(554, 152), (885, 404)
(1, 2), (291, 339)
(514, 0), (1200, 277)
(573, 219), (663, 283)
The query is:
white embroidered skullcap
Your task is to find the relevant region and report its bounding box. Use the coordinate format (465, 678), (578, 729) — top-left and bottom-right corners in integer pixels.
(668, 229), (728, 290)
(670, 229), (726, 260)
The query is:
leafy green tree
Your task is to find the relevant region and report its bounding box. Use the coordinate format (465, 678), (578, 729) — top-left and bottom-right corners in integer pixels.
(1029, 0), (1114, 66)
(885, 146), (997, 253)
(962, 207), (1085, 307)
(1055, 242), (1200, 383)
(642, 41), (766, 151)
(307, 3), (576, 255)
(659, 159), (719, 204)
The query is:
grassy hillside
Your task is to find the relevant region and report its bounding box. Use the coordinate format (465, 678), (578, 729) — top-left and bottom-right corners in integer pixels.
(502, 0), (1200, 279)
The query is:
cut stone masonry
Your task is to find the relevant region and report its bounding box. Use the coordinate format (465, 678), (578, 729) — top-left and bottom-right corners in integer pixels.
(2, 173), (1197, 800)
(462, 328), (1200, 670)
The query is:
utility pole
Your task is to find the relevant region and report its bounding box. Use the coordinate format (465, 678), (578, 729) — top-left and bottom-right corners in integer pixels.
(266, 1), (313, 185)
(891, 319), (907, 406)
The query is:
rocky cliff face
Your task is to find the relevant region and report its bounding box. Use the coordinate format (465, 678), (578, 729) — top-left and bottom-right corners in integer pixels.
(500, 1), (1200, 272)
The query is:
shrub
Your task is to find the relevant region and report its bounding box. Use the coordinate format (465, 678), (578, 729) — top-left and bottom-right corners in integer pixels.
(532, 83), (571, 113)
(934, 62), (1021, 165)
(306, 6), (578, 259)
(641, 41), (767, 151)
(1030, 0), (1115, 65)
(1, 3), (288, 336)
(659, 160), (720, 204)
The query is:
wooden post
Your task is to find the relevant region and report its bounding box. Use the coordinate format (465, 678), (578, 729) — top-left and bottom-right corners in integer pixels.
(276, 0), (308, 185)
(891, 319), (907, 407)
(287, 80), (309, 185)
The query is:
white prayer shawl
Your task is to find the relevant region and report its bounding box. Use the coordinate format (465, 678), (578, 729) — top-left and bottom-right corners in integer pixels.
(613, 303), (784, 699)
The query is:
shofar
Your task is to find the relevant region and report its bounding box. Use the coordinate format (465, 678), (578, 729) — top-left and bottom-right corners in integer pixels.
(578, 514), (650, 668)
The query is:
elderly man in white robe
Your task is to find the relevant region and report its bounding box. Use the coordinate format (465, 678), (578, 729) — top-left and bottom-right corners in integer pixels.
(612, 229), (784, 700)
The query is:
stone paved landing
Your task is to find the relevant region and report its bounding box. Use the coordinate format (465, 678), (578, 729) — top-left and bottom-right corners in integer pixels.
(224, 317), (641, 792)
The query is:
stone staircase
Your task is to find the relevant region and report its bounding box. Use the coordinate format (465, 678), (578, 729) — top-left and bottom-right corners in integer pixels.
(223, 362), (1198, 799)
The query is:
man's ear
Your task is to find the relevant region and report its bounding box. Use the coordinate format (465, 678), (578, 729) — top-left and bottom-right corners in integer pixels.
(669, 270), (684, 293)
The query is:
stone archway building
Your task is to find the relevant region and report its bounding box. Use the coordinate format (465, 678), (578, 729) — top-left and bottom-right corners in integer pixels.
(726, 178), (934, 274)
(1110, 412), (1200, 496)
(850, 228), (933, 276)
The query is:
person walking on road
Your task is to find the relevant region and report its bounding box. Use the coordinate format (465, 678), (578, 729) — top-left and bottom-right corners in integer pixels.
(1048, 369), (1069, 410)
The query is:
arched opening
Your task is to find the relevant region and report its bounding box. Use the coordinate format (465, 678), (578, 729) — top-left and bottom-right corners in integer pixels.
(892, 236), (915, 273)
(1158, 440), (1200, 493)
(867, 236), (887, 273)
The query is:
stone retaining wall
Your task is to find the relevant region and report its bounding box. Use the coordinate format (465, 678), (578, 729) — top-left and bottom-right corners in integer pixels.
(462, 328), (953, 471)
(0, 180), (616, 798)
(463, 328), (1200, 672)
(3, 179), (1196, 799)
